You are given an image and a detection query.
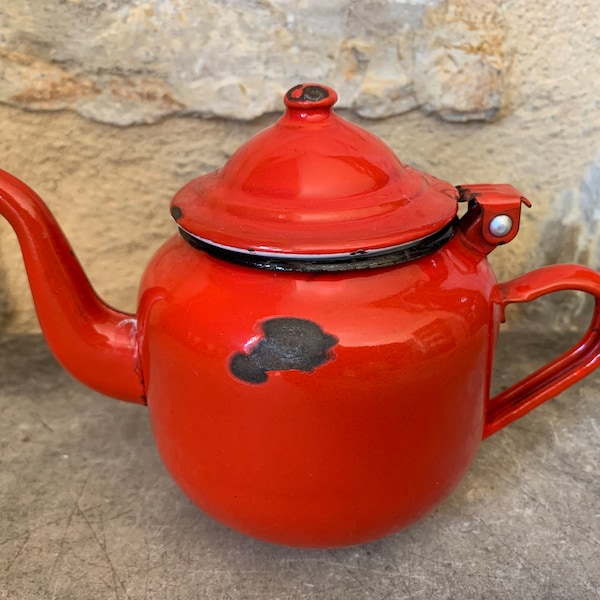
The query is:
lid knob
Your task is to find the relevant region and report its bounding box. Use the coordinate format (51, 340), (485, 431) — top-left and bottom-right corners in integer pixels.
(284, 83), (337, 119)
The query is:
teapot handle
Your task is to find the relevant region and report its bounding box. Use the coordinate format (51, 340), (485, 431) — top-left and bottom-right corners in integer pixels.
(484, 264), (600, 438)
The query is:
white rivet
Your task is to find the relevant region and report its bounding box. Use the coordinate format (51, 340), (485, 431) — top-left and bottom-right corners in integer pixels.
(489, 214), (513, 237)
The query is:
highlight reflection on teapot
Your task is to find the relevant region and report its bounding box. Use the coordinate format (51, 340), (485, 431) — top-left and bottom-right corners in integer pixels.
(1, 83), (599, 548)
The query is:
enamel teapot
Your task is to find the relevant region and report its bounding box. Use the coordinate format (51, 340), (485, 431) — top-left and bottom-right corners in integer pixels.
(2, 83), (600, 548)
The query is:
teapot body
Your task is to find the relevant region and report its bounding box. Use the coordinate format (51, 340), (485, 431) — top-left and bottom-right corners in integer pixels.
(137, 228), (500, 547)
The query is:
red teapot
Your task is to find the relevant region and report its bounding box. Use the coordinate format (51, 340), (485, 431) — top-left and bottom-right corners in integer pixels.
(1, 83), (599, 548)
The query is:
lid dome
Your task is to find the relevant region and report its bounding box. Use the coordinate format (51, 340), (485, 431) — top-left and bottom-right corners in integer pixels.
(171, 83), (458, 258)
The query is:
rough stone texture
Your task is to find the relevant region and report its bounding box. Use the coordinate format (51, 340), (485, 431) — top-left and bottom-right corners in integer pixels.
(547, 153), (600, 265)
(0, 0), (599, 332)
(414, 0), (505, 122)
(533, 153), (600, 329)
(0, 0), (508, 124)
(0, 331), (599, 599)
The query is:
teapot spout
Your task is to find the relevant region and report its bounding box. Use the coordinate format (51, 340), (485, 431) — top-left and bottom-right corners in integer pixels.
(0, 169), (145, 403)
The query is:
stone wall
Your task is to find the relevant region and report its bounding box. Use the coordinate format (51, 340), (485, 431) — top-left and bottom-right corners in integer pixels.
(0, 0), (599, 333)
(0, 0), (504, 124)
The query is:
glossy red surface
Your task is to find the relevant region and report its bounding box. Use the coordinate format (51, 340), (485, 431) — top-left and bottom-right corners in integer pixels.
(485, 264), (600, 436)
(0, 169), (144, 403)
(138, 230), (496, 546)
(172, 83), (458, 256)
(1, 83), (600, 547)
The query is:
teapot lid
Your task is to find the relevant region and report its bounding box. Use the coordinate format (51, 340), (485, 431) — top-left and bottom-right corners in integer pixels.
(171, 83), (458, 259)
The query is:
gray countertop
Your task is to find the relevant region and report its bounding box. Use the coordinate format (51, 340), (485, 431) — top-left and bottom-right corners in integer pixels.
(1, 332), (598, 599)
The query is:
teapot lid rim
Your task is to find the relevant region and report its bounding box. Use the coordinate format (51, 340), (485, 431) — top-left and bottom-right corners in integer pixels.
(177, 220), (456, 271)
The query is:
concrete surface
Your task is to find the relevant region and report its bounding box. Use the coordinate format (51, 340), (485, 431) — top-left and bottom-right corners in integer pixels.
(0, 330), (599, 599)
